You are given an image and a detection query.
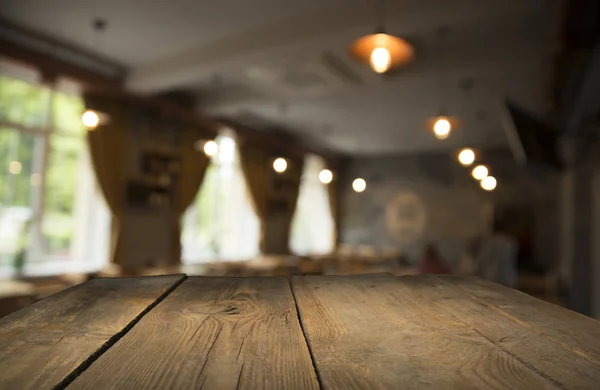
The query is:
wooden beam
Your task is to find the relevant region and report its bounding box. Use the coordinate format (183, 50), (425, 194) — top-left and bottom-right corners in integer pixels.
(0, 16), (126, 76)
(0, 38), (123, 90)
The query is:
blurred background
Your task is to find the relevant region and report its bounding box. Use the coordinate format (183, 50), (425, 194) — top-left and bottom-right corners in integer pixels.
(1, 0), (599, 319)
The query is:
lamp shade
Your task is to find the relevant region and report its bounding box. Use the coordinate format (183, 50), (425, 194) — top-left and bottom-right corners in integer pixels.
(349, 33), (414, 72)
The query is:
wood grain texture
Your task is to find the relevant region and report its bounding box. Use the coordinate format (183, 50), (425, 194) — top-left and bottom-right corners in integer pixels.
(292, 273), (559, 390)
(404, 275), (600, 389)
(68, 276), (319, 390)
(435, 275), (600, 363)
(0, 275), (184, 390)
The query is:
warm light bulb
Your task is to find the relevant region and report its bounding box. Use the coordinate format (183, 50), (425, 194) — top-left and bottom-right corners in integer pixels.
(203, 140), (218, 157)
(273, 158), (287, 173)
(458, 148), (475, 166)
(472, 165), (489, 181)
(433, 117), (451, 139)
(319, 169), (333, 184)
(370, 47), (391, 73)
(81, 110), (100, 129)
(352, 178), (367, 192)
(9, 161), (21, 175)
(481, 176), (497, 191)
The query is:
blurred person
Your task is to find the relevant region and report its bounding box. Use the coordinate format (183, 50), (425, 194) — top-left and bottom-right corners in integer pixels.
(419, 243), (451, 274)
(475, 220), (518, 287)
(457, 236), (482, 275)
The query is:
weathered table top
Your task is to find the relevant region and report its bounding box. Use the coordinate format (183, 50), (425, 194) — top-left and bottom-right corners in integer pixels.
(1, 273), (599, 390)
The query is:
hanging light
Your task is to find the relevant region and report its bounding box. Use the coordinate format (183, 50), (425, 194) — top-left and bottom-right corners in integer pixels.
(273, 158), (287, 173)
(348, 0), (414, 74)
(481, 176), (497, 191)
(458, 148), (475, 166)
(433, 117), (451, 139)
(81, 110), (100, 129)
(203, 140), (218, 157)
(352, 178), (367, 192)
(425, 27), (460, 139)
(471, 165), (489, 181)
(319, 169), (333, 184)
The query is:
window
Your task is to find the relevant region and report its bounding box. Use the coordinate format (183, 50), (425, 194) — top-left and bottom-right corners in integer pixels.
(290, 154), (335, 255)
(181, 132), (260, 263)
(0, 62), (110, 277)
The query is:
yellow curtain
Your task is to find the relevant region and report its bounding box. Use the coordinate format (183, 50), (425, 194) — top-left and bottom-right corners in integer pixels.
(326, 160), (338, 248)
(171, 129), (210, 264)
(282, 156), (303, 253)
(84, 94), (129, 266)
(238, 143), (271, 252)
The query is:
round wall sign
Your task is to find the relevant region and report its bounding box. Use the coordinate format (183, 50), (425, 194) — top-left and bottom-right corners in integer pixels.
(385, 191), (427, 244)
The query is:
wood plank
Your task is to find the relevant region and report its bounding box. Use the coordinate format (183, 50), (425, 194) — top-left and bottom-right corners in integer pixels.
(402, 275), (600, 389)
(0, 275), (185, 390)
(435, 275), (600, 364)
(68, 277), (319, 390)
(291, 273), (559, 390)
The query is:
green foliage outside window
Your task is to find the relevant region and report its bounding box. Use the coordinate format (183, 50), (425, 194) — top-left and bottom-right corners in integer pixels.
(0, 75), (88, 257)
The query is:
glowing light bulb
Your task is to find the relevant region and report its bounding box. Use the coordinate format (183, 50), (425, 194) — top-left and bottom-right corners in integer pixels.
(273, 158), (287, 173)
(472, 165), (489, 181)
(481, 176), (497, 191)
(433, 117), (451, 139)
(81, 110), (100, 129)
(458, 148), (475, 166)
(9, 161), (21, 175)
(319, 169), (333, 184)
(203, 140), (218, 157)
(370, 47), (391, 73)
(352, 178), (367, 192)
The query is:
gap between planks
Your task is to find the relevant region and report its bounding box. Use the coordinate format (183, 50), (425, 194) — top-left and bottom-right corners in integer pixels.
(51, 275), (189, 390)
(289, 277), (324, 390)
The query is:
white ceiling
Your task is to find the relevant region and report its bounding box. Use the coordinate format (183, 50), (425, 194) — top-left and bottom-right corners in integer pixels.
(1, 0), (562, 155)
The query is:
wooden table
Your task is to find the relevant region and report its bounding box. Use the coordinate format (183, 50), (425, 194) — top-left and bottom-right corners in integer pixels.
(1, 274), (600, 389)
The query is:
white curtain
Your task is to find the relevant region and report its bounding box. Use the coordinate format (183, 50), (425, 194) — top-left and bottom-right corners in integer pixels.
(181, 132), (260, 263)
(290, 154), (335, 255)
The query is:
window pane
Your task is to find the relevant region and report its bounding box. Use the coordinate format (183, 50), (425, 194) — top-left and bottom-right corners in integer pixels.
(0, 128), (37, 267)
(52, 90), (86, 135)
(182, 135), (260, 263)
(290, 155), (335, 255)
(42, 133), (83, 255)
(0, 76), (50, 127)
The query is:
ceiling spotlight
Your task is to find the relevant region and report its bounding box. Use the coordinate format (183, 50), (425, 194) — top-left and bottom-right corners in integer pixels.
(458, 148), (475, 166)
(203, 140), (218, 157)
(273, 158), (287, 173)
(433, 117), (451, 139)
(81, 110), (100, 129)
(471, 165), (489, 181)
(319, 169), (333, 184)
(352, 178), (367, 193)
(481, 176), (497, 191)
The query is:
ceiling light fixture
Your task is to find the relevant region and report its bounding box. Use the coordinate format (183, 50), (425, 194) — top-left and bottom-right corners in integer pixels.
(349, 0), (414, 74)
(458, 148), (475, 166)
(352, 178), (367, 192)
(273, 158), (287, 173)
(319, 169), (333, 184)
(203, 140), (219, 157)
(481, 176), (497, 191)
(471, 165), (489, 181)
(81, 110), (100, 129)
(426, 26), (459, 139)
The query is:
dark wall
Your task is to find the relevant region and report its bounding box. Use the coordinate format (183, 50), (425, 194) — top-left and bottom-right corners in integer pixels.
(338, 150), (560, 269)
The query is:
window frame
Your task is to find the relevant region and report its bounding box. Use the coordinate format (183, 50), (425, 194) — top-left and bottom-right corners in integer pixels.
(0, 73), (109, 275)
